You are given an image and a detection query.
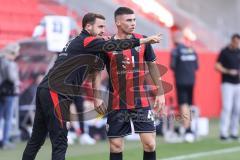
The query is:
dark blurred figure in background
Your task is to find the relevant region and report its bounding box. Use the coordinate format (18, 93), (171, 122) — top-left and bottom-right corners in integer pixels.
(170, 31), (199, 142)
(20, 72), (45, 106)
(74, 96), (97, 145)
(19, 72), (45, 140)
(0, 43), (20, 149)
(215, 33), (240, 141)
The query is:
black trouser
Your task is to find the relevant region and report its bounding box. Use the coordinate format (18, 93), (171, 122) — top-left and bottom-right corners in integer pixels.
(22, 87), (71, 160)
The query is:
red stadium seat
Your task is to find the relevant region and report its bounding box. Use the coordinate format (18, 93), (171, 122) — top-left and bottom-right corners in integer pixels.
(0, 0), (75, 48)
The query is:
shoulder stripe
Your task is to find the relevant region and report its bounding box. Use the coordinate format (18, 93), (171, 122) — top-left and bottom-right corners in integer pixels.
(84, 36), (97, 47)
(133, 33), (143, 39)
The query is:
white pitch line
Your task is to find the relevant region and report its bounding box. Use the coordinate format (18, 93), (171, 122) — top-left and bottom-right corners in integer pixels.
(160, 146), (240, 160)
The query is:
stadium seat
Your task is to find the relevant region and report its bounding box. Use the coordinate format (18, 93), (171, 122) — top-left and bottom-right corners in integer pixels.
(0, 0), (75, 48)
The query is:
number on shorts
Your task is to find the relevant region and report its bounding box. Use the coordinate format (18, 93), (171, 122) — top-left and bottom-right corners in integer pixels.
(148, 110), (154, 121)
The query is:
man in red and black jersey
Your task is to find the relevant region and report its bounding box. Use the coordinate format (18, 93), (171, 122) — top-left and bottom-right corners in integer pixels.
(98, 7), (165, 160)
(22, 12), (162, 160)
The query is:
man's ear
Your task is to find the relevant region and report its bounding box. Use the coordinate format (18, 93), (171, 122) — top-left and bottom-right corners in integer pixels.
(85, 23), (92, 31)
(115, 20), (121, 26)
(115, 16), (121, 26)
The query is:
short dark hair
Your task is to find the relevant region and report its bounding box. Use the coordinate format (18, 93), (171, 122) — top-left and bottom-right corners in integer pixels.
(82, 13), (105, 28)
(231, 33), (240, 40)
(114, 7), (134, 19)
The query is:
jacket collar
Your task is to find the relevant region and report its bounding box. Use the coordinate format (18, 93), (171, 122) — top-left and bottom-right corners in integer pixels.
(81, 29), (91, 36)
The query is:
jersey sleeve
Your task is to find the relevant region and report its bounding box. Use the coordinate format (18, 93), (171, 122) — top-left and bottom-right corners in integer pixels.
(144, 43), (156, 62)
(83, 37), (140, 53)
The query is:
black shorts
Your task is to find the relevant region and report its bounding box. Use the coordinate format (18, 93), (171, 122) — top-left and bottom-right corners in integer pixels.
(106, 108), (156, 138)
(176, 84), (193, 106)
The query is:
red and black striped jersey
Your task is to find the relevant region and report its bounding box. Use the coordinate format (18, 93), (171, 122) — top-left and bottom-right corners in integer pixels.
(101, 33), (157, 110)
